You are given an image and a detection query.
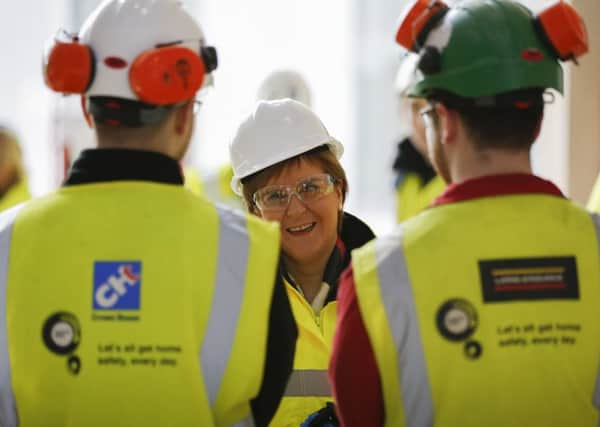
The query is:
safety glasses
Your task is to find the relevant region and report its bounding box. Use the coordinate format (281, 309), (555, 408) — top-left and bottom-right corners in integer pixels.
(419, 103), (438, 128)
(253, 173), (337, 213)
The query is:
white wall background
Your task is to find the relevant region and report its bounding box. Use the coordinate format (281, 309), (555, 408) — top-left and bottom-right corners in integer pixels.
(0, 1), (70, 195)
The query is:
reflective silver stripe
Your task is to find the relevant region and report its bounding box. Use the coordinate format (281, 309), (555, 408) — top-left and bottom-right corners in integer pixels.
(232, 415), (255, 427)
(594, 364), (600, 410)
(201, 207), (250, 406)
(0, 205), (25, 427)
(374, 230), (433, 426)
(592, 214), (600, 264)
(592, 215), (600, 411)
(283, 369), (331, 397)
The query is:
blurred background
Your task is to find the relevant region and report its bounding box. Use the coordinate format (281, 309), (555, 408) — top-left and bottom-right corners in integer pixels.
(0, 0), (598, 234)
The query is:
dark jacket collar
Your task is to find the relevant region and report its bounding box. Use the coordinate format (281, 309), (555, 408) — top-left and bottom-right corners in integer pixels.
(64, 148), (184, 186)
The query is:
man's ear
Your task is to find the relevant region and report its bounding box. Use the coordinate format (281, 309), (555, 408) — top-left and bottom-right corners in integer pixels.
(435, 103), (458, 146)
(174, 101), (193, 135)
(532, 110), (544, 142)
(80, 96), (94, 129)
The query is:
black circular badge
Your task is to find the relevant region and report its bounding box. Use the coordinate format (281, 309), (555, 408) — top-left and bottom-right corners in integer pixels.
(436, 299), (478, 342)
(464, 340), (483, 360)
(67, 355), (82, 375)
(42, 312), (81, 355)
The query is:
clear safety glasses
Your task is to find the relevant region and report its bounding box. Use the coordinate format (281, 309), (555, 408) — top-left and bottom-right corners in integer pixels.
(419, 103), (441, 133)
(253, 173), (337, 213)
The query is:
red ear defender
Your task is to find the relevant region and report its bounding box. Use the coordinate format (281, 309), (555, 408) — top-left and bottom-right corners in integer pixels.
(536, 0), (588, 61)
(396, 0), (448, 52)
(129, 46), (205, 105)
(44, 41), (94, 94)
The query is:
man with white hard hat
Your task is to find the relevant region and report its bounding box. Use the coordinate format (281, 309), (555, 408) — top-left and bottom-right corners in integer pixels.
(0, 1), (296, 426)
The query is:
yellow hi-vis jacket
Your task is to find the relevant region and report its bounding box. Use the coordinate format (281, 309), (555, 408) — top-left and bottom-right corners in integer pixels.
(353, 192), (600, 426)
(0, 181), (280, 427)
(587, 173), (600, 213)
(203, 164), (244, 211)
(0, 180), (30, 213)
(396, 174), (445, 222)
(183, 167), (204, 197)
(269, 281), (336, 426)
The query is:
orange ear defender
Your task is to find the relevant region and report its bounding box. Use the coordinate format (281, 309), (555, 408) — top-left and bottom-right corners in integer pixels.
(45, 33), (218, 105)
(44, 40), (95, 94)
(396, 0), (448, 52)
(129, 46), (206, 105)
(536, 0), (588, 62)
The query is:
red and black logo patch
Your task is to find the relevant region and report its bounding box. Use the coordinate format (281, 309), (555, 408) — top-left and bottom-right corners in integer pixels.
(479, 256), (579, 303)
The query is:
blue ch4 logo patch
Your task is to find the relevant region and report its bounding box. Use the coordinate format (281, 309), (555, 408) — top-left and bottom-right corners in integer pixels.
(93, 262), (141, 310)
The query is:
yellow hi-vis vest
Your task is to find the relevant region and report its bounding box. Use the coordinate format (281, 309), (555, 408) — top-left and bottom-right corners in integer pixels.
(0, 181), (281, 427)
(183, 167), (204, 197)
(396, 174), (445, 222)
(353, 194), (600, 427)
(269, 281), (336, 426)
(202, 164), (244, 211)
(587, 173), (600, 213)
(0, 180), (30, 213)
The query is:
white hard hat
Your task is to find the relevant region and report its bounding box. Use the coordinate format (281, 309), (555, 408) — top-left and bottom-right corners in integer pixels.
(394, 53), (419, 96)
(256, 70), (312, 107)
(229, 99), (344, 195)
(80, 0), (212, 101)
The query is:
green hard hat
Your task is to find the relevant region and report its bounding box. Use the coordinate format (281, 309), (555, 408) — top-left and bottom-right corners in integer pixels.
(409, 0), (563, 99)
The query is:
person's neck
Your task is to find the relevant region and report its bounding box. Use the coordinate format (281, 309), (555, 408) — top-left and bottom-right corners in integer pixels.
(284, 255), (329, 303)
(96, 139), (177, 158)
(450, 145), (532, 184)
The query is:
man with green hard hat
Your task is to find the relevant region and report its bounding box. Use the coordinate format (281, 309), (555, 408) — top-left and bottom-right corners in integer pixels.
(330, 1), (599, 426)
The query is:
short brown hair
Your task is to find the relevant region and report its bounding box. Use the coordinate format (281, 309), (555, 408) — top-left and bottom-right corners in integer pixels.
(429, 89), (544, 151)
(241, 145), (348, 217)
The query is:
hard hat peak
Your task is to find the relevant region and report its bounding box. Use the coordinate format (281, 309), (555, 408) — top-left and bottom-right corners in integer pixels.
(229, 99), (343, 195)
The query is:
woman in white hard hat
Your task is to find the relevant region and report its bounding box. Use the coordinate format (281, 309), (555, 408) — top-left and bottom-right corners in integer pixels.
(230, 99), (375, 427)
(0, 127), (30, 212)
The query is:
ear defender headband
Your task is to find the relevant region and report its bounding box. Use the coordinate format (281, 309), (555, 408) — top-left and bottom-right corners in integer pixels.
(396, 0), (588, 76)
(43, 32), (218, 105)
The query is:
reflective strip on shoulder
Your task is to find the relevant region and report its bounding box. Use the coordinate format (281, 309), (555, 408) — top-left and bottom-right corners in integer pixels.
(592, 214), (600, 410)
(374, 228), (433, 426)
(201, 207), (250, 406)
(0, 204), (25, 427)
(594, 364), (600, 410)
(591, 214), (600, 262)
(232, 415), (255, 427)
(283, 369), (331, 397)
